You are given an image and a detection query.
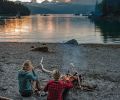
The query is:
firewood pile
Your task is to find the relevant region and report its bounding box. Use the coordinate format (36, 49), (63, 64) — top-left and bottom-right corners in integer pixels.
(61, 72), (97, 91)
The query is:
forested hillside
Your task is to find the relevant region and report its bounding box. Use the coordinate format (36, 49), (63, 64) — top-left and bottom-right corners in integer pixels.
(0, 0), (30, 16)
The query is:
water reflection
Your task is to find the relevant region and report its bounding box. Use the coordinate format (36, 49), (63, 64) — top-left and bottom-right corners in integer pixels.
(0, 14), (120, 43)
(0, 17), (33, 42)
(94, 20), (120, 43)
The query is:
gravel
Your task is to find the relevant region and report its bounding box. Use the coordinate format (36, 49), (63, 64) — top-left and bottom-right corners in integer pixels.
(0, 42), (120, 100)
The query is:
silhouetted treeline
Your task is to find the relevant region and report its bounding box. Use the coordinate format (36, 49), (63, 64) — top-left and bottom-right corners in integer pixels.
(99, 0), (120, 16)
(0, 0), (30, 16)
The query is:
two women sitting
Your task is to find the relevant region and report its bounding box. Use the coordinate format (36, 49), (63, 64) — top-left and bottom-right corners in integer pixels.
(18, 60), (73, 100)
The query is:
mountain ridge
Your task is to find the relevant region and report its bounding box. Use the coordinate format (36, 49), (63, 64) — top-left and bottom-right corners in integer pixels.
(24, 2), (95, 14)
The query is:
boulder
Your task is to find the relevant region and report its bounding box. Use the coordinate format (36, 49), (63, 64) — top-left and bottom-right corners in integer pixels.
(65, 39), (79, 45)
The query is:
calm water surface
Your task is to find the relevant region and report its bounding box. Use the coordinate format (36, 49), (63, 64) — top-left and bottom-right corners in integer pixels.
(0, 14), (120, 43)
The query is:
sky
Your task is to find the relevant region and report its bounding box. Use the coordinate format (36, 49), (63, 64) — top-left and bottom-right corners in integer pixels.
(10, 0), (102, 4)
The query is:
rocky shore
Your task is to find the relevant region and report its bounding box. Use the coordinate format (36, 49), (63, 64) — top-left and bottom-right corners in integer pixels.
(0, 42), (120, 100)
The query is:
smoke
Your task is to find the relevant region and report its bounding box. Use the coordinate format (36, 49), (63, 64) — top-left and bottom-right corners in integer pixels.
(61, 44), (87, 73)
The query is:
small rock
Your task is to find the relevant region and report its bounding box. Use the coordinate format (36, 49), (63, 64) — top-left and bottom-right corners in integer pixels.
(1, 56), (5, 59)
(0, 68), (4, 72)
(65, 39), (79, 45)
(0, 86), (8, 91)
(31, 46), (35, 48)
(42, 43), (47, 46)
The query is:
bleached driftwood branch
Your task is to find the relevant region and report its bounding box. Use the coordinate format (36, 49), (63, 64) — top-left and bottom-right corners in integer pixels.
(40, 57), (52, 74)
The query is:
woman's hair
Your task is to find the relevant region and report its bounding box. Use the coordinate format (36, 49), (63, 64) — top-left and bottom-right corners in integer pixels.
(52, 69), (60, 81)
(22, 60), (33, 70)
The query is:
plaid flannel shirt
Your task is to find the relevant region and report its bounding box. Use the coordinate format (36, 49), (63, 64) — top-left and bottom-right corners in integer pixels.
(44, 80), (73, 100)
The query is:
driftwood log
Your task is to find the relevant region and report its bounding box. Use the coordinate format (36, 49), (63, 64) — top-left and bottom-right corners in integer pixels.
(0, 96), (13, 100)
(31, 46), (49, 52)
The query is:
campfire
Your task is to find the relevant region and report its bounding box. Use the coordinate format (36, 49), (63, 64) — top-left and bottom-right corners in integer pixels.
(38, 57), (97, 91)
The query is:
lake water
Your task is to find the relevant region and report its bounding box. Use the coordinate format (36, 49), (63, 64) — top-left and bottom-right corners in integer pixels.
(0, 14), (120, 43)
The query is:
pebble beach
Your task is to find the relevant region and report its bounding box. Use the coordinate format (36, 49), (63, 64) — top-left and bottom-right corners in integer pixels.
(0, 42), (120, 100)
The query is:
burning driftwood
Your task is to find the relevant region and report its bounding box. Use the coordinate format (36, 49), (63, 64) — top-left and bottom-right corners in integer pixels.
(38, 57), (97, 91)
(68, 63), (97, 91)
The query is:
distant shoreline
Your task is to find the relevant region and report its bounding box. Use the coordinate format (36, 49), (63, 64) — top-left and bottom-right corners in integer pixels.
(0, 42), (119, 45)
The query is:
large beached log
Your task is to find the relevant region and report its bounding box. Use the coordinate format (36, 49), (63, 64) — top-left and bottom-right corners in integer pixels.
(31, 46), (49, 52)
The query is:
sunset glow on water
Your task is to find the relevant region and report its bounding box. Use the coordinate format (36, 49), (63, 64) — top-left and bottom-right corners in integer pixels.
(0, 14), (120, 43)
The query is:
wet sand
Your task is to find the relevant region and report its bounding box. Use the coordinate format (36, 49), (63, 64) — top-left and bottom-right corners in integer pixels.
(0, 42), (120, 100)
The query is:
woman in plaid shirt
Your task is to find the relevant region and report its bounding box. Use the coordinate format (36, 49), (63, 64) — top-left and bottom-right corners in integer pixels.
(44, 69), (73, 100)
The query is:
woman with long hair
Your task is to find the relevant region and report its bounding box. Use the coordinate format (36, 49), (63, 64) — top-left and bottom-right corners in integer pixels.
(18, 60), (41, 97)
